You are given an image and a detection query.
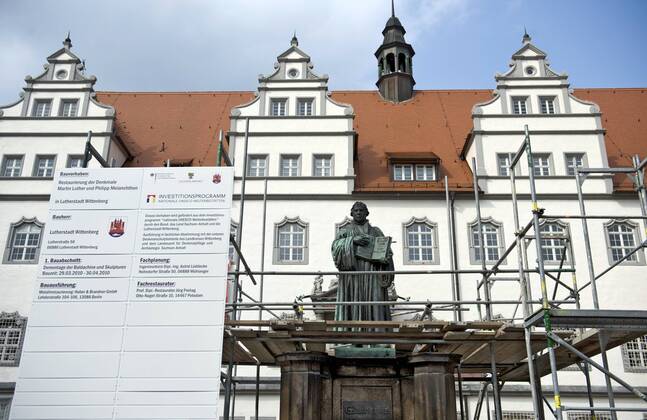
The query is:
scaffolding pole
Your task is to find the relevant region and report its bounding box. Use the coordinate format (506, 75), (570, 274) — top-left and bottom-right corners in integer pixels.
(223, 117), (250, 420)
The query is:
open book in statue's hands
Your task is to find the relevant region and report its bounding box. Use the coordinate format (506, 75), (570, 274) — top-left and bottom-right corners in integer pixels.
(355, 235), (392, 263)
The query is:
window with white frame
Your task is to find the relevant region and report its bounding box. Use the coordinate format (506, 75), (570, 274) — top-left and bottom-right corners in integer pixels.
(274, 218), (308, 264)
(469, 219), (504, 264)
(280, 155), (300, 176)
(511, 97), (528, 115)
(539, 96), (556, 114)
(67, 155), (84, 168)
(59, 99), (79, 117)
(565, 153), (586, 176)
(403, 219), (438, 264)
(34, 155), (56, 177)
(247, 155), (267, 177)
(4, 219), (43, 263)
(32, 99), (52, 117)
(415, 164), (436, 181)
(496, 153), (512, 176)
(1, 156), (23, 177)
(532, 153), (551, 176)
(313, 155), (332, 176)
(499, 412), (535, 420)
(296, 98), (314, 116)
(605, 221), (643, 264)
(334, 217), (353, 236)
(540, 221), (570, 263)
(393, 164), (414, 181)
(567, 412), (611, 420)
(0, 312), (27, 366)
(270, 98), (287, 116)
(622, 335), (647, 372)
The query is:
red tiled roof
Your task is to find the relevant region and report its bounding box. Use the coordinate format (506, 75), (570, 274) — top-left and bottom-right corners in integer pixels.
(573, 88), (647, 191)
(96, 88), (647, 193)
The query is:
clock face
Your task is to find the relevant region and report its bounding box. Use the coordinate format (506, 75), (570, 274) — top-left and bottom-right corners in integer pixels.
(287, 68), (299, 78)
(55, 69), (68, 79)
(525, 66), (536, 76)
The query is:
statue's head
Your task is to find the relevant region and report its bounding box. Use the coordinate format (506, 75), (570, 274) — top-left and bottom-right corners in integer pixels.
(350, 201), (369, 224)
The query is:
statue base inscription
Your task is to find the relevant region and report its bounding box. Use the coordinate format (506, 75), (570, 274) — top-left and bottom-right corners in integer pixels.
(276, 352), (460, 420)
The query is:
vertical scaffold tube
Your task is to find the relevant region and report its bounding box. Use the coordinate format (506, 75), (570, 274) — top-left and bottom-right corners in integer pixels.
(525, 125), (563, 420)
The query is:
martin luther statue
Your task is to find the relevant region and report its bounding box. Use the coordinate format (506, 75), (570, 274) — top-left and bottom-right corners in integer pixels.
(331, 202), (394, 322)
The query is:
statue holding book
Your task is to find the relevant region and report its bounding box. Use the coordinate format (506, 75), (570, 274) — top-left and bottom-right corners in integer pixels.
(331, 202), (394, 322)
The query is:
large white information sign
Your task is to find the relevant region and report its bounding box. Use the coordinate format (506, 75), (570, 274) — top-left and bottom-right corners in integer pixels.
(10, 167), (233, 420)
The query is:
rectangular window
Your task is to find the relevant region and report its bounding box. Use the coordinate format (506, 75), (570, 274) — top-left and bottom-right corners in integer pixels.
(60, 99), (79, 117)
(497, 153), (512, 176)
(471, 222), (501, 263)
(622, 335), (647, 372)
(540, 222), (569, 263)
(247, 155), (267, 177)
(0, 313), (27, 366)
(313, 155), (332, 177)
(280, 155), (300, 177)
(415, 164), (436, 181)
(32, 99), (52, 117)
(405, 222), (437, 264)
(567, 412), (612, 420)
(606, 222), (640, 263)
(270, 98), (287, 116)
(500, 412), (535, 420)
(540, 96), (556, 114)
(67, 155), (85, 168)
(565, 153), (585, 176)
(276, 221), (307, 264)
(393, 164), (413, 181)
(34, 155), (56, 177)
(532, 153), (551, 176)
(296, 98), (314, 116)
(1, 156), (23, 177)
(512, 97), (528, 115)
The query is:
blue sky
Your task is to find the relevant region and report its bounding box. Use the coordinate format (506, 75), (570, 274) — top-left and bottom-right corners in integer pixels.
(0, 0), (645, 104)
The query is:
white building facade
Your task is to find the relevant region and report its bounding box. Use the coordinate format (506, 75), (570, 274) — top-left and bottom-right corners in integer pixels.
(0, 21), (646, 420)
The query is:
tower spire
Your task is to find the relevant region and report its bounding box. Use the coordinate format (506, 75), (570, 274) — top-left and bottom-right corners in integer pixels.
(391, 0), (395, 17)
(63, 31), (72, 49)
(522, 26), (531, 44)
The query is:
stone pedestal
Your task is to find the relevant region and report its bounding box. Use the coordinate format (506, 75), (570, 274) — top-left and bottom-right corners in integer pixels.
(276, 352), (460, 420)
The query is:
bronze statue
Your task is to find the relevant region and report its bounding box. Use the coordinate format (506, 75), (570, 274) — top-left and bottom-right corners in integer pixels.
(331, 202), (394, 322)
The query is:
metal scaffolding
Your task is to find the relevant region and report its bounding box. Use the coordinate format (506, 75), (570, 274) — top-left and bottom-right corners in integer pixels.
(219, 120), (647, 420)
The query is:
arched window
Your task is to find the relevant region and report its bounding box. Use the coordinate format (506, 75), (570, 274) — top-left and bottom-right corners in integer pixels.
(378, 59), (384, 76)
(539, 220), (571, 264)
(0, 311), (27, 366)
(398, 53), (407, 72)
(386, 53), (395, 73)
(604, 220), (644, 264)
(3, 218), (44, 264)
(403, 218), (438, 264)
(468, 218), (505, 264)
(274, 217), (308, 264)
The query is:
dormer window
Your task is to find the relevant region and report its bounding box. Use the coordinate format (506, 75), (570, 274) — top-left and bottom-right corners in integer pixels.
(393, 164), (413, 181)
(32, 99), (52, 117)
(388, 153), (439, 182)
(512, 97), (528, 115)
(539, 96), (556, 114)
(270, 98), (287, 116)
(297, 98), (314, 116)
(60, 99), (79, 117)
